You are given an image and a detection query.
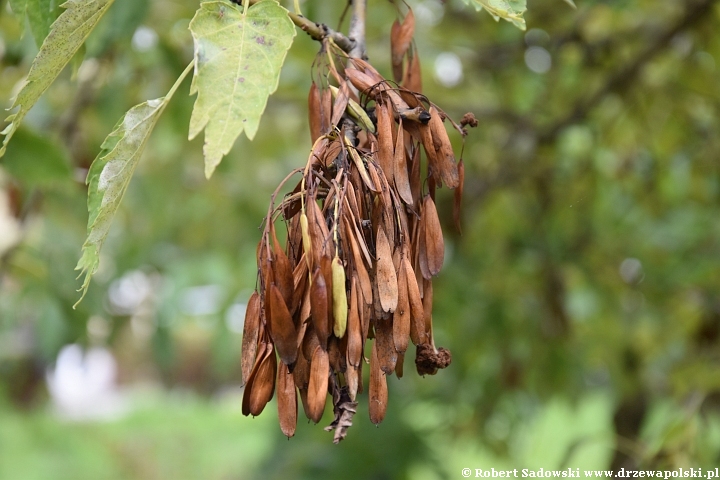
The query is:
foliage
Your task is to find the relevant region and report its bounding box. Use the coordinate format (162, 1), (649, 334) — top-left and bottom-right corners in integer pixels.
(188, 0), (296, 177)
(75, 63), (192, 302)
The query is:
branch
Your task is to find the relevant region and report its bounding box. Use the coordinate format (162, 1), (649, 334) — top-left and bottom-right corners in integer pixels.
(538, 0), (717, 143)
(238, 0), (356, 53)
(348, 0), (367, 59)
(464, 0), (718, 204)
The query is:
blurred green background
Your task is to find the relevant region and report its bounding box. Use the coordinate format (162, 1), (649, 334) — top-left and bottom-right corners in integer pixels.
(1, 0), (720, 478)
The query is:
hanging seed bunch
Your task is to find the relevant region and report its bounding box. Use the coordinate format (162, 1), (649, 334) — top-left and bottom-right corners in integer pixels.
(241, 12), (473, 443)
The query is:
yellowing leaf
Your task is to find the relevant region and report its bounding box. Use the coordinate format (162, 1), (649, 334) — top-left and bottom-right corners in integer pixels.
(0, 0), (116, 158)
(188, 0), (296, 178)
(462, 0), (527, 30)
(74, 63), (193, 306)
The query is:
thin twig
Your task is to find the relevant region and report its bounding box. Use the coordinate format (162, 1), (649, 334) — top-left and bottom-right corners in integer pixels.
(348, 0), (367, 59)
(238, 0), (356, 53)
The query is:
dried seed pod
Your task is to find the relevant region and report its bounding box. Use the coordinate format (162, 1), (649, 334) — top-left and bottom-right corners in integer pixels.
(376, 101), (395, 184)
(269, 284), (298, 366)
(390, 9), (415, 83)
(369, 341), (388, 425)
(309, 83), (322, 143)
(320, 254), (335, 335)
(427, 106), (459, 188)
(321, 86), (333, 134)
(402, 50), (422, 93)
(344, 215), (372, 302)
(345, 67), (377, 94)
(396, 351), (405, 378)
(302, 322), (321, 364)
(310, 267), (331, 349)
(417, 211), (432, 280)
(347, 276), (363, 367)
(376, 227), (399, 313)
(393, 257), (411, 354)
(394, 119), (413, 205)
(345, 363), (360, 401)
(241, 291), (261, 385)
(300, 212), (312, 270)
(330, 81), (350, 127)
(271, 224), (293, 308)
(423, 195), (444, 277)
(423, 279), (433, 339)
(324, 139), (343, 171)
(409, 144), (422, 207)
(291, 259), (309, 317)
(327, 335), (345, 373)
(404, 258), (426, 345)
(277, 363), (297, 438)
(419, 122), (442, 186)
(331, 255), (348, 338)
(307, 346), (329, 423)
(242, 341), (277, 417)
(374, 314), (398, 374)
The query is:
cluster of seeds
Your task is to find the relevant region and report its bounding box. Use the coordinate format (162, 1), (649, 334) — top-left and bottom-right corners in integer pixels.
(241, 15), (471, 442)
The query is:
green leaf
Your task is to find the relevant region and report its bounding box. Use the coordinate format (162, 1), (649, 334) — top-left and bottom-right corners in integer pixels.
(0, 0), (116, 158)
(563, 0), (576, 8)
(74, 63), (193, 307)
(8, 0), (29, 32)
(1, 127), (71, 186)
(26, 0), (61, 47)
(188, 0), (296, 178)
(461, 0), (527, 30)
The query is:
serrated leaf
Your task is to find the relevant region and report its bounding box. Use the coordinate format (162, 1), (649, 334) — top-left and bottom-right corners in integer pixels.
(461, 0), (527, 30)
(74, 63), (193, 306)
(0, 0), (116, 158)
(188, 0), (296, 178)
